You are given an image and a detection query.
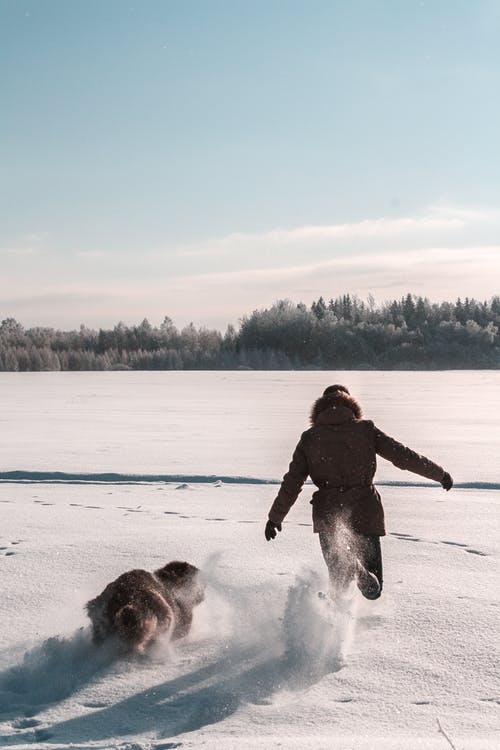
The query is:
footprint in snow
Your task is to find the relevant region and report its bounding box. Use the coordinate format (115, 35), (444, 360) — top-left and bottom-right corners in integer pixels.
(1, 540), (24, 556)
(440, 540), (489, 556)
(465, 548), (488, 556)
(12, 718), (41, 729)
(34, 729), (53, 742)
(392, 534), (489, 556)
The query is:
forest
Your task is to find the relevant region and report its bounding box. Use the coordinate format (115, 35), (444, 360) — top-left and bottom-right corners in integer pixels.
(1, 294), (499, 371)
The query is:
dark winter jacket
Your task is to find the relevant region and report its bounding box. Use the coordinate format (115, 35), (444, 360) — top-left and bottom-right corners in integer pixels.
(267, 395), (445, 536)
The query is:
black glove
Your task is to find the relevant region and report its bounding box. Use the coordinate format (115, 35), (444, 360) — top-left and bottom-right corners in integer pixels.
(265, 520), (282, 541)
(441, 471), (453, 491)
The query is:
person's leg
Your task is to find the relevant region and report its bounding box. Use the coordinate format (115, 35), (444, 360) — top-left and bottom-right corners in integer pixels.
(318, 525), (357, 599)
(355, 534), (383, 599)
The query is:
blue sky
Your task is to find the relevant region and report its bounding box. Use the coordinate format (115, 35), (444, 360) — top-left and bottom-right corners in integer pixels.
(1, 0), (499, 329)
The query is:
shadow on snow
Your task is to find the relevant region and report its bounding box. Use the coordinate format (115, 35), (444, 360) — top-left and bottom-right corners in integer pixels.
(0, 572), (349, 746)
(0, 629), (118, 725)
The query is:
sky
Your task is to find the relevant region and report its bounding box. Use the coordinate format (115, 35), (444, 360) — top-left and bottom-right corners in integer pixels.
(1, 0), (499, 331)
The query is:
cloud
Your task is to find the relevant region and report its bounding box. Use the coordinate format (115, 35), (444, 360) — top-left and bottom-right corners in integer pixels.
(160, 244), (500, 305)
(171, 205), (500, 261)
(429, 205), (500, 222)
(0, 231), (49, 258)
(75, 250), (109, 260)
(0, 246), (37, 256)
(3, 244), (499, 330)
(1, 205), (499, 329)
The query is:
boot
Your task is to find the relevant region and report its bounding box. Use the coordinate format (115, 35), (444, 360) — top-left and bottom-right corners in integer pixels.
(356, 560), (381, 600)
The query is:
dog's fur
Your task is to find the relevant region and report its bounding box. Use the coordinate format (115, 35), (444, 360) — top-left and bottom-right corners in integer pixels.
(86, 561), (204, 653)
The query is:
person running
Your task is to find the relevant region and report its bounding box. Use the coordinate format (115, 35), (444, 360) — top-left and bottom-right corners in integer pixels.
(264, 384), (453, 601)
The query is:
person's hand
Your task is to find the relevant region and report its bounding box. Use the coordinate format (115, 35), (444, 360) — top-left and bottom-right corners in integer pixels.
(441, 471), (453, 491)
(265, 520), (282, 541)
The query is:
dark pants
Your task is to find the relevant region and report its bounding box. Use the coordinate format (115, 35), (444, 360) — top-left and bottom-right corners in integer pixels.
(319, 526), (383, 599)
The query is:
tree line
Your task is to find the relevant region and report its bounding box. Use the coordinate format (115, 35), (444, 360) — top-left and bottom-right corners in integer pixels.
(1, 293), (499, 371)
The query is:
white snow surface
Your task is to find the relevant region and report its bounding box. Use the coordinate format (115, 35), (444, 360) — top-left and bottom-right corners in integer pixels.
(0, 371), (499, 749)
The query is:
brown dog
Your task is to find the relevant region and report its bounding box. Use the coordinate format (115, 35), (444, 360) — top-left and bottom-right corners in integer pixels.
(86, 561), (205, 653)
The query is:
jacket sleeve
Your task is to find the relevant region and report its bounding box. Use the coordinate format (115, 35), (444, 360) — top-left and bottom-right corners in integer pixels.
(268, 438), (309, 525)
(374, 425), (445, 483)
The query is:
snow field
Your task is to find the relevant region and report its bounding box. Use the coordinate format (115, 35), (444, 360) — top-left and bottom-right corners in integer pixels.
(0, 481), (498, 749)
(0, 370), (499, 748)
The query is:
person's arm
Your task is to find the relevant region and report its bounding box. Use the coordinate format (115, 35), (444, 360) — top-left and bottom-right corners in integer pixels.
(374, 425), (451, 487)
(266, 439), (309, 539)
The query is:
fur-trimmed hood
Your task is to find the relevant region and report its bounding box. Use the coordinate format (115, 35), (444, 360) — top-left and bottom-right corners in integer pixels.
(310, 390), (362, 425)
